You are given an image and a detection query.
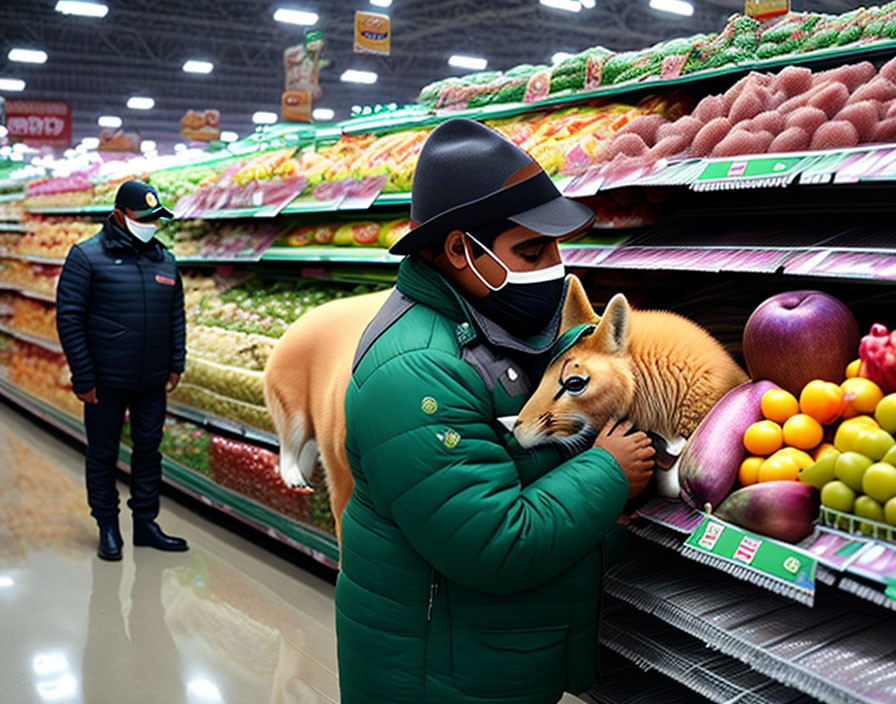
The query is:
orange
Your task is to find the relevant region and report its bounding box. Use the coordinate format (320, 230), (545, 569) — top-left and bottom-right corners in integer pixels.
(813, 442), (837, 460)
(840, 377), (884, 419)
(761, 389), (800, 424)
(800, 380), (846, 425)
(845, 359), (863, 379)
(758, 454), (800, 482)
(782, 413), (824, 450)
(743, 420), (784, 456)
(739, 457), (764, 486)
(778, 447), (815, 469)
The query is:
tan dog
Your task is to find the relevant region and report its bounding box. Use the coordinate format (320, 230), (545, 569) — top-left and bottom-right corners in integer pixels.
(514, 277), (747, 496)
(263, 290), (391, 543)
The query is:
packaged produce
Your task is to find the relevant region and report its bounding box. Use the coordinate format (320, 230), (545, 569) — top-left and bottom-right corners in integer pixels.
(8, 296), (58, 343)
(170, 383), (274, 433)
(679, 380), (778, 510)
(186, 326), (277, 372)
(181, 356), (266, 406)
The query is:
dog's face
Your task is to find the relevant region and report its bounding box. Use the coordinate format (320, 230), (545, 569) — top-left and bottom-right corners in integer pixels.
(514, 278), (635, 452)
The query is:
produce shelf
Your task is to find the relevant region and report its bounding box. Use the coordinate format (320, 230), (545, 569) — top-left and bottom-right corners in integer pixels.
(25, 204), (112, 215)
(0, 223), (30, 233)
(605, 550), (896, 704)
(0, 322), (63, 354)
(600, 601), (815, 704)
(261, 246), (401, 264)
(582, 651), (717, 704)
(0, 284), (56, 304)
(166, 400), (280, 451)
(0, 193), (24, 203)
(0, 252), (66, 266)
(0, 376), (339, 568)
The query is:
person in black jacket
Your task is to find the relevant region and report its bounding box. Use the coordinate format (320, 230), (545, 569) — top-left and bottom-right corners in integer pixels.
(56, 180), (188, 561)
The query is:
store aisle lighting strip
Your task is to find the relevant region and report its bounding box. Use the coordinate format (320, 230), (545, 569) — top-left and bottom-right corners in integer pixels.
(580, 0), (595, 7)
(449, 55), (488, 71)
(312, 108), (335, 121)
(0, 79), (25, 92)
(273, 8), (318, 25)
(370, 0), (392, 6)
(220, 130), (239, 142)
(140, 140), (156, 152)
(183, 60), (213, 74)
(341, 69), (378, 84)
(127, 96), (154, 110)
(252, 111), (278, 125)
(97, 115), (121, 128)
(54, 0), (108, 17)
(539, 0), (582, 12)
(8, 49), (48, 64)
(81, 137), (99, 149)
(649, 0), (695, 16)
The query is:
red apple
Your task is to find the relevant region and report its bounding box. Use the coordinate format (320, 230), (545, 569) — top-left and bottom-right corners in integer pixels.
(743, 290), (859, 395)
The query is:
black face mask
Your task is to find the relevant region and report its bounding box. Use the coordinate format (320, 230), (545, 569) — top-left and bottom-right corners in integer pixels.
(470, 277), (565, 338)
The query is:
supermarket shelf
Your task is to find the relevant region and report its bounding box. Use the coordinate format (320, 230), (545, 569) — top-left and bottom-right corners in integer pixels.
(0, 252), (66, 266)
(606, 550), (896, 704)
(0, 322), (63, 354)
(0, 223), (29, 233)
(600, 601), (815, 704)
(25, 204), (111, 215)
(0, 376), (339, 568)
(261, 245), (401, 264)
(582, 651), (717, 704)
(0, 284), (56, 304)
(165, 400), (280, 451)
(0, 192), (24, 203)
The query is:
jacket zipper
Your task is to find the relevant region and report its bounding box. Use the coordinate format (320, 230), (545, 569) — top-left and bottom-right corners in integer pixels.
(134, 252), (148, 388)
(427, 569), (440, 622)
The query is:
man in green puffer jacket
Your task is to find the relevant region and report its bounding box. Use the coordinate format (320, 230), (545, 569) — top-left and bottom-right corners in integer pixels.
(337, 118), (655, 704)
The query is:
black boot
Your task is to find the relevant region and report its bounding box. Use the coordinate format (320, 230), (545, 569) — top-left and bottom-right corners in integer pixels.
(97, 521), (123, 561)
(133, 520), (188, 552)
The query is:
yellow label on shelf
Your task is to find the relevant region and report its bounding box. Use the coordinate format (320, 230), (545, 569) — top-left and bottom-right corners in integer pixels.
(355, 11), (390, 56)
(745, 0), (789, 20)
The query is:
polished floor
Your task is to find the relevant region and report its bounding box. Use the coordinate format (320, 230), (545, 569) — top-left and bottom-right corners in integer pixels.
(0, 400), (587, 704)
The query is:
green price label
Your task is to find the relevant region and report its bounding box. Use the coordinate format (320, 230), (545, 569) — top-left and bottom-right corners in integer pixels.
(698, 156), (804, 181)
(685, 516), (817, 595)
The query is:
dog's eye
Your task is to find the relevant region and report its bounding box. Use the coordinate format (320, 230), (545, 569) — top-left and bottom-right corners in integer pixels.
(563, 375), (589, 395)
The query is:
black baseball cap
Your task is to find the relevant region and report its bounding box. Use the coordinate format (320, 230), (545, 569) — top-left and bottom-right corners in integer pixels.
(114, 180), (173, 221)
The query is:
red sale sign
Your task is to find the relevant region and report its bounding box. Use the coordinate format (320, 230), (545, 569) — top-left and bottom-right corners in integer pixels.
(4, 100), (72, 147)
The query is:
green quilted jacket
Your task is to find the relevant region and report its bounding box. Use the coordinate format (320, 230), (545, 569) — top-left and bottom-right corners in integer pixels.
(336, 256), (630, 704)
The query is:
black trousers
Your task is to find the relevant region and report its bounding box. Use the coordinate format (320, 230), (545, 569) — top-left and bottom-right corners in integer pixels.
(83, 386), (166, 523)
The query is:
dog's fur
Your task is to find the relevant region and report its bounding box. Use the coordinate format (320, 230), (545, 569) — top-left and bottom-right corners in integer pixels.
(514, 277), (748, 459)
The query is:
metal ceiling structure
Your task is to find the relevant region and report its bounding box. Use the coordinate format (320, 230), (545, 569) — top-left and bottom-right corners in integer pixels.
(0, 0), (868, 150)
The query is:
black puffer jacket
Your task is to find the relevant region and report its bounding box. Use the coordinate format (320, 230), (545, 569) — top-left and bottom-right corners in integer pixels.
(56, 217), (186, 393)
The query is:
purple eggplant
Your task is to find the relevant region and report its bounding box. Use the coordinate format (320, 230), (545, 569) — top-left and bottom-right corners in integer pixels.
(714, 481), (820, 543)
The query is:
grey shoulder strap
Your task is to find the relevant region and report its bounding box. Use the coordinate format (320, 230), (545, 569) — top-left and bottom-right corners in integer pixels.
(352, 289), (417, 372)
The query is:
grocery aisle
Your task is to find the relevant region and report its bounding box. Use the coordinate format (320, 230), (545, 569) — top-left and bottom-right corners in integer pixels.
(0, 399), (340, 704)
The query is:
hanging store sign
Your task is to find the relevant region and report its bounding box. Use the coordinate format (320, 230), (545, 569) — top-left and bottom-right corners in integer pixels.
(281, 90), (312, 123)
(354, 11), (390, 56)
(4, 100), (71, 147)
(180, 109), (221, 142)
(98, 128), (141, 153)
(745, 0), (790, 21)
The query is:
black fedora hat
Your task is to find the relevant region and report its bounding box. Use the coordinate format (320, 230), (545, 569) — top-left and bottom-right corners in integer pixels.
(390, 118), (594, 256)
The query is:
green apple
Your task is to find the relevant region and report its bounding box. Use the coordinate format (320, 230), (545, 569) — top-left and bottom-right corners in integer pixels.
(874, 393), (896, 434)
(855, 428), (896, 461)
(834, 452), (874, 492)
(834, 422), (865, 453)
(883, 445), (896, 466)
(885, 497), (896, 526)
(855, 495), (885, 536)
(861, 462), (896, 503)
(821, 480), (857, 513)
(799, 451), (839, 489)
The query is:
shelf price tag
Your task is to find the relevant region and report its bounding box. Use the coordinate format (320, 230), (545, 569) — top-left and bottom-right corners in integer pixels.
(697, 156), (803, 182)
(684, 516), (817, 596)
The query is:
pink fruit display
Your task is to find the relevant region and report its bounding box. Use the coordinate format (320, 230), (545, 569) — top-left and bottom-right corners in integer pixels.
(743, 291), (860, 396)
(769, 127), (810, 153)
(811, 121), (860, 150)
(859, 324), (896, 394)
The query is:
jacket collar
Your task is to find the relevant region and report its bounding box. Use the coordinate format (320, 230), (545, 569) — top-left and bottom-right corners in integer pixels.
(100, 216), (165, 261)
(395, 255), (565, 355)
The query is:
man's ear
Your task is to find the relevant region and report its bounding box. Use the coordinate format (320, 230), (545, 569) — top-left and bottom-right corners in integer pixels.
(560, 275), (599, 331)
(443, 230), (468, 271)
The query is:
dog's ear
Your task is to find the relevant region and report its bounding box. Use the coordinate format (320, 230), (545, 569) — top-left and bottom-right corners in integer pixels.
(589, 293), (631, 355)
(560, 275), (599, 332)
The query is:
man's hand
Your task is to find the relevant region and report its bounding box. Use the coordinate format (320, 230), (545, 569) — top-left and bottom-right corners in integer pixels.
(76, 388), (98, 404)
(594, 419), (655, 498)
(166, 373), (180, 393)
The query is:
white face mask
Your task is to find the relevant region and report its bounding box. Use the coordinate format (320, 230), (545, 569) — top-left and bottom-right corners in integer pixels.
(462, 232), (565, 292)
(125, 215), (157, 243)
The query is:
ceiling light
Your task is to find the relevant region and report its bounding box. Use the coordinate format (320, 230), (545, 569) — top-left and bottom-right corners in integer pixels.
(0, 78), (26, 92)
(448, 55), (488, 71)
(370, 0), (392, 6)
(174, 143), (187, 153)
(8, 49), (48, 64)
(0, 576), (12, 587)
(55, 0), (108, 17)
(127, 96), (154, 110)
(183, 60), (213, 74)
(140, 140), (156, 152)
(580, 0), (595, 7)
(552, 51), (574, 65)
(312, 107), (335, 121)
(340, 69), (378, 84)
(220, 130), (239, 142)
(81, 137), (99, 149)
(649, 0), (694, 15)
(252, 111), (278, 124)
(63, 148), (76, 158)
(98, 115), (121, 128)
(273, 8), (318, 25)
(539, 0), (581, 12)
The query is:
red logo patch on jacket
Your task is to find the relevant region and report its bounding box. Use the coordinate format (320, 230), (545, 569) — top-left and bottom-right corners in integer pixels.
(155, 274), (176, 286)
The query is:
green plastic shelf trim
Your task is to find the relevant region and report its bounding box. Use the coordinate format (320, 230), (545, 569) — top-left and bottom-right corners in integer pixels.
(26, 204), (112, 215)
(0, 192), (24, 203)
(0, 223), (30, 233)
(261, 246), (401, 264)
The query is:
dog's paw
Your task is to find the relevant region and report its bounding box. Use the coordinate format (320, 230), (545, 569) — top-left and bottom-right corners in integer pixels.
(279, 461), (305, 488)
